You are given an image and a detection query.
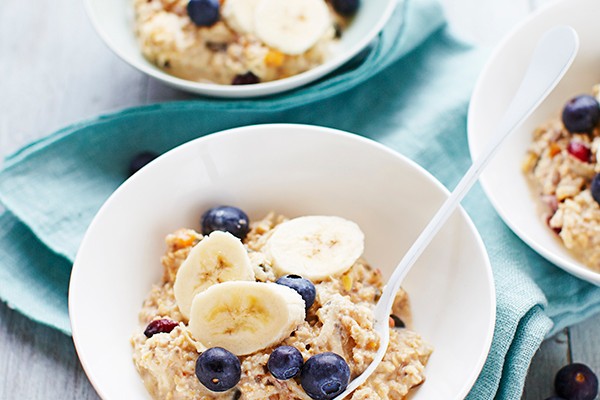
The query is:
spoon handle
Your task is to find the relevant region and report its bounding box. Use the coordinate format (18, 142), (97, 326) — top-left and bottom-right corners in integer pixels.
(375, 25), (579, 319)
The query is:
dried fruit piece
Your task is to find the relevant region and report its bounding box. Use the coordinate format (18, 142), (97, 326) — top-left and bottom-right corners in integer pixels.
(567, 141), (591, 162)
(144, 318), (179, 338)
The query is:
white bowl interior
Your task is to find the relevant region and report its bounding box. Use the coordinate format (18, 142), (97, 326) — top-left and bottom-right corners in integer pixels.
(70, 124), (495, 399)
(83, 0), (397, 97)
(468, 0), (600, 286)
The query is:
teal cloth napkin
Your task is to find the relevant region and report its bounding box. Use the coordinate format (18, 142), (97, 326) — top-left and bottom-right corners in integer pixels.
(2, 0), (600, 398)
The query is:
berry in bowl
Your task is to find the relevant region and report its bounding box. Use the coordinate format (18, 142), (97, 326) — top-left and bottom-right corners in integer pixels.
(83, 0), (397, 97)
(69, 124), (495, 399)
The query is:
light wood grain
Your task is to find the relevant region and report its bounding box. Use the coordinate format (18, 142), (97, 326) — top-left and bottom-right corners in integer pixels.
(0, 305), (99, 400)
(522, 329), (570, 399)
(569, 315), (600, 379)
(1, 0), (599, 399)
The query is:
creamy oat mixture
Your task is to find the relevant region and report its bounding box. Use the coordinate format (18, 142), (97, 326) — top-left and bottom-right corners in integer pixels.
(523, 85), (600, 271)
(131, 213), (432, 399)
(134, 0), (353, 85)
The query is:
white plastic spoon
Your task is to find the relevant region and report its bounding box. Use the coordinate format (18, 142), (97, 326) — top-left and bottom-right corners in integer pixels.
(332, 25), (579, 400)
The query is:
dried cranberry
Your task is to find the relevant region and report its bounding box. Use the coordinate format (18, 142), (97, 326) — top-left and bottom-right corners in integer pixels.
(567, 141), (591, 162)
(546, 215), (561, 235)
(542, 195), (559, 213)
(144, 318), (179, 338)
(232, 72), (260, 85)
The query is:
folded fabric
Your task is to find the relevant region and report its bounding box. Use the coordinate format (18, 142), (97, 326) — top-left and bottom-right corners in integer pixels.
(1, 0), (600, 399)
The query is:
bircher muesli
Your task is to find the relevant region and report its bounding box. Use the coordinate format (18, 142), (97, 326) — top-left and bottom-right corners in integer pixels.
(523, 85), (600, 272)
(131, 206), (433, 399)
(134, 0), (359, 85)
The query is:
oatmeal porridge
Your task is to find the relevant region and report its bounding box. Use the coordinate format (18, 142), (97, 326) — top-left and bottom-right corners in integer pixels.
(131, 207), (432, 399)
(523, 85), (600, 272)
(133, 0), (359, 85)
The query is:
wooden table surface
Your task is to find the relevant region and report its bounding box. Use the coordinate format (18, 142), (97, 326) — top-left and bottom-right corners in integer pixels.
(1, 0), (599, 399)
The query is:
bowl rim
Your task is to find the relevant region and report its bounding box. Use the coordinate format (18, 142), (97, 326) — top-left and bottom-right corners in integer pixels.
(82, 0), (400, 98)
(467, 0), (600, 286)
(69, 123), (496, 399)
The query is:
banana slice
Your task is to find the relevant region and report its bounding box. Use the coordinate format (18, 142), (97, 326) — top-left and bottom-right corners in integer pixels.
(174, 231), (255, 319)
(254, 0), (331, 55)
(266, 216), (364, 281)
(188, 281), (305, 355)
(222, 0), (261, 34)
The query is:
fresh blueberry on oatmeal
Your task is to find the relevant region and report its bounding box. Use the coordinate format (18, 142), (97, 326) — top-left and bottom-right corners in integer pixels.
(268, 345), (304, 380)
(275, 274), (316, 310)
(187, 0), (220, 27)
(195, 347), (241, 392)
(389, 314), (406, 328)
(301, 352), (351, 400)
(200, 205), (250, 239)
(591, 174), (600, 205)
(554, 363), (598, 400)
(231, 71), (260, 85)
(562, 95), (600, 134)
(331, 0), (360, 16)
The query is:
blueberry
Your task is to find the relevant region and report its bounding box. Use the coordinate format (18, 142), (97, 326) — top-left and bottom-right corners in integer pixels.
(129, 151), (158, 176)
(195, 347), (241, 392)
(144, 318), (179, 338)
(300, 352), (350, 400)
(201, 206), (250, 240)
(389, 314), (405, 328)
(331, 0), (360, 17)
(268, 346), (304, 380)
(275, 275), (316, 311)
(591, 174), (600, 205)
(232, 71), (260, 85)
(555, 363), (598, 400)
(562, 95), (600, 133)
(187, 0), (220, 27)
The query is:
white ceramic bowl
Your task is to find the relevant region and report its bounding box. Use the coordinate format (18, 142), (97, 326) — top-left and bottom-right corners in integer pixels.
(83, 0), (397, 98)
(468, 0), (600, 286)
(69, 124), (495, 399)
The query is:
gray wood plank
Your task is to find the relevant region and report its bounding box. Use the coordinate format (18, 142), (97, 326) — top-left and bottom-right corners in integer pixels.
(0, 0), (161, 398)
(522, 329), (570, 399)
(569, 313), (600, 386)
(0, 0), (188, 158)
(0, 304), (99, 400)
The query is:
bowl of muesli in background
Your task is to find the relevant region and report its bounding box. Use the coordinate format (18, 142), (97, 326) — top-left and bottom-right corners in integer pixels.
(69, 124), (495, 399)
(468, 0), (600, 286)
(83, 0), (397, 97)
